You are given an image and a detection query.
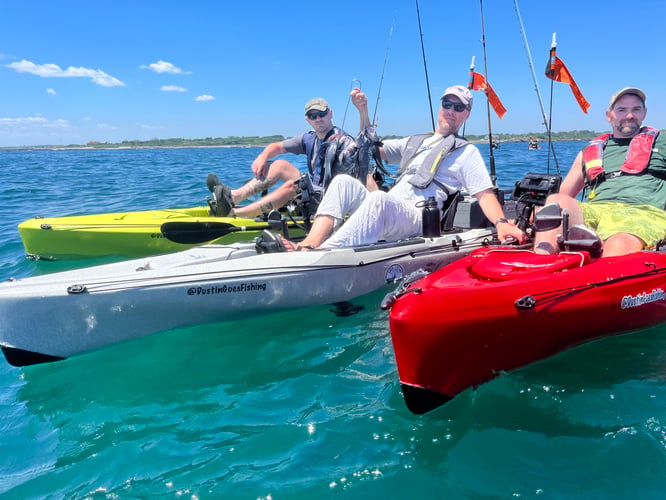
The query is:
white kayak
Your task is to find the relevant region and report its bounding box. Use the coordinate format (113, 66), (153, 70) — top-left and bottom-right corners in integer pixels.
(0, 228), (494, 366)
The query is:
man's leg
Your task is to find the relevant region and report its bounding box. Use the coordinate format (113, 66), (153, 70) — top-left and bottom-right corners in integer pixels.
(297, 175), (369, 248)
(210, 160), (302, 218)
(230, 160), (301, 203)
(321, 191), (421, 248)
(533, 193), (585, 254)
(231, 180), (300, 218)
(601, 233), (644, 257)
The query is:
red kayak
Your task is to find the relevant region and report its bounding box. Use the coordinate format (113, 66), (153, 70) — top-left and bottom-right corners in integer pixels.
(386, 247), (666, 414)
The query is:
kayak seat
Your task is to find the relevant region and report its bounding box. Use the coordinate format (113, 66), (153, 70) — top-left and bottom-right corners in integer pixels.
(468, 249), (590, 281)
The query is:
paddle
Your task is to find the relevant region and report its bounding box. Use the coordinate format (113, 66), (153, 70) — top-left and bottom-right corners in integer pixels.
(161, 221), (278, 244)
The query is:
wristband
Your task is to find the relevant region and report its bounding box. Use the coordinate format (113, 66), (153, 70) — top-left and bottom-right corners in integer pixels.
(494, 218), (509, 226)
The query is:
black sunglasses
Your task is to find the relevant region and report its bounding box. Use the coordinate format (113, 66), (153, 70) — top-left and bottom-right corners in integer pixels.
(306, 109), (329, 120)
(441, 101), (468, 113)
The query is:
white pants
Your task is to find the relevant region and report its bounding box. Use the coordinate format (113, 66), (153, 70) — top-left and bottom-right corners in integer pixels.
(318, 175), (422, 248)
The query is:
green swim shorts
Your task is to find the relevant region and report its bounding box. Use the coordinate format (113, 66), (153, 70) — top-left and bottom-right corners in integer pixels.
(580, 202), (666, 248)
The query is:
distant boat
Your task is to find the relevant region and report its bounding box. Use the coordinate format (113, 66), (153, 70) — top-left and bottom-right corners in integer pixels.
(528, 137), (540, 150)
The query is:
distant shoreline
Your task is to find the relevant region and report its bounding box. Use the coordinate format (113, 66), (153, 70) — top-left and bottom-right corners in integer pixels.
(0, 144), (265, 152)
(0, 137), (588, 153)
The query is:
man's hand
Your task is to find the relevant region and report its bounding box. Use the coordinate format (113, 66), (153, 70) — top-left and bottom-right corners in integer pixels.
(251, 157), (270, 180)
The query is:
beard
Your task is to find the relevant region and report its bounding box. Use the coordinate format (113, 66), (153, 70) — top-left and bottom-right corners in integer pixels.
(616, 119), (641, 137)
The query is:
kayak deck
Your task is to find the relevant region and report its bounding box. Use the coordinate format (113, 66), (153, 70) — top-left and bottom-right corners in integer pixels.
(18, 206), (302, 260)
(0, 228), (495, 366)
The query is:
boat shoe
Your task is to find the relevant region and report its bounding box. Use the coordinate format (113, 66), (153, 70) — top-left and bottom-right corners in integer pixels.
(206, 173), (221, 192)
(207, 183), (234, 217)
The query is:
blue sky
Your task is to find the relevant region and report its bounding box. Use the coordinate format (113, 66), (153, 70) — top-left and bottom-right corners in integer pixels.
(1, 0), (664, 147)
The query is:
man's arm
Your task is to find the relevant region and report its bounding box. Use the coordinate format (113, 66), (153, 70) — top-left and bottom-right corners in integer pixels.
(351, 88), (387, 162)
(351, 87), (371, 131)
(475, 188), (526, 243)
(559, 151), (586, 197)
(252, 141), (287, 179)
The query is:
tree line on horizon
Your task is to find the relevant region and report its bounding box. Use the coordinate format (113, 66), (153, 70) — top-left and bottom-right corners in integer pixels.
(85, 130), (598, 148)
(2, 130), (600, 150)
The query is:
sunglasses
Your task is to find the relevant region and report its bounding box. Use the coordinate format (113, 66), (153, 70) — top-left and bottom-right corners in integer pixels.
(441, 101), (468, 113)
(306, 109), (329, 120)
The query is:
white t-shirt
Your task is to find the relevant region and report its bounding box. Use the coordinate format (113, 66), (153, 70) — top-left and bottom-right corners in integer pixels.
(382, 134), (493, 208)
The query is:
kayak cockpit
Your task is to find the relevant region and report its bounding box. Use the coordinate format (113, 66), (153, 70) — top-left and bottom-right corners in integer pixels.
(468, 248), (590, 281)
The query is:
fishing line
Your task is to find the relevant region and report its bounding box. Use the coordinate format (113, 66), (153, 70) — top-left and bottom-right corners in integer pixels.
(415, 0), (435, 131)
(372, 14), (396, 126)
(513, 0), (560, 174)
(341, 78), (362, 131)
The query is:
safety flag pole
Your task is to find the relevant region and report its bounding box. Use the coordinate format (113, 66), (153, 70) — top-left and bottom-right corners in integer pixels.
(468, 59), (507, 120)
(468, 56), (496, 185)
(468, 54), (507, 187)
(545, 33), (590, 114)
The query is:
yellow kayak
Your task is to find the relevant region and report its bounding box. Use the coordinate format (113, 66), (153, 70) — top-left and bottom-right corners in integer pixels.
(18, 206), (304, 260)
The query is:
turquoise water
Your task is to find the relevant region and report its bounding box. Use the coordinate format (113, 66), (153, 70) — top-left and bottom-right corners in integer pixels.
(1, 142), (665, 498)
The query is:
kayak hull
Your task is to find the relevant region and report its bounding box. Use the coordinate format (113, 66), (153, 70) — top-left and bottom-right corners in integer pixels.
(388, 247), (666, 414)
(0, 229), (494, 366)
(17, 207), (295, 260)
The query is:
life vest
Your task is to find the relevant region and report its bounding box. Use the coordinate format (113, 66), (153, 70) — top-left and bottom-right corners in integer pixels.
(396, 133), (469, 190)
(302, 127), (346, 188)
(582, 127), (660, 184)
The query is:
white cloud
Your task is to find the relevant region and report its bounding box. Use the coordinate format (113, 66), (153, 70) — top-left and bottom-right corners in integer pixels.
(0, 116), (46, 125)
(0, 116), (72, 131)
(5, 59), (125, 87)
(46, 88), (56, 95)
(96, 123), (119, 131)
(161, 85), (187, 92)
(141, 60), (191, 74)
(195, 94), (215, 102)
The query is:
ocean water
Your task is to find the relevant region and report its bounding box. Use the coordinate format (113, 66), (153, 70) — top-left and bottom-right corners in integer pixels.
(1, 142), (665, 499)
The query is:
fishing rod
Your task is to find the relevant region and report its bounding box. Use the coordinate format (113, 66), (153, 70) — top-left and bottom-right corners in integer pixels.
(369, 16), (400, 183)
(513, 0), (560, 174)
(415, 0), (435, 131)
(477, 0), (497, 186)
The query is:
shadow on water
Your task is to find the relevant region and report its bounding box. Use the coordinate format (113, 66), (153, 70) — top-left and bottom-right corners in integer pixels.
(371, 324), (666, 497)
(7, 288), (409, 497)
(15, 287), (393, 413)
(417, 322), (666, 428)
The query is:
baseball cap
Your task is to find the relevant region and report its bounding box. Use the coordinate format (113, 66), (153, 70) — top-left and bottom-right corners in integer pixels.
(609, 87), (646, 109)
(441, 85), (473, 111)
(305, 98), (329, 113)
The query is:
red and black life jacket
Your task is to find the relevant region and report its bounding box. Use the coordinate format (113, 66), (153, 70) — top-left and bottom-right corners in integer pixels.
(582, 126), (660, 185)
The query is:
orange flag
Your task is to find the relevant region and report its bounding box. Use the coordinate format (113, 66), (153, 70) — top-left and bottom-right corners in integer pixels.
(545, 45), (590, 114)
(468, 71), (507, 119)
